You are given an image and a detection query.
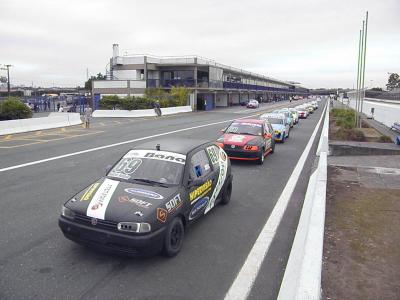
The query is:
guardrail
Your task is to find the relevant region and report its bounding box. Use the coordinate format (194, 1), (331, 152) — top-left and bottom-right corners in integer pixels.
(92, 106), (192, 118)
(278, 101), (329, 300)
(0, 113), (82, 136)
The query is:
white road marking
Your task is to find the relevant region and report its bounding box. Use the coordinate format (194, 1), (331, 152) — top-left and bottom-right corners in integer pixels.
(0, 112), (265, 173)
(223, 102), (327, 300)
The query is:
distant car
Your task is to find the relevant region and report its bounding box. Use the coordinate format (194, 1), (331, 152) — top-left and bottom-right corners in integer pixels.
(246, 99), (259, 108)
(259, 113), (290, 143)
(240, 100), (249, 106)
(273, 109), (294, 128)
(288, 108), (299, 125)
(217, 119), (275, 164)
(297, 108), (308, 119)
(59, 138), (233, 257)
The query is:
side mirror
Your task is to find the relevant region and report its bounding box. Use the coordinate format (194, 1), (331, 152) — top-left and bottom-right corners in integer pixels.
(105, 165), (112, 174)
(188, 177), (205, 188)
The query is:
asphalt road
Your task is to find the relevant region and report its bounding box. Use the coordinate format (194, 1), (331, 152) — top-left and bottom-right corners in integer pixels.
(0, 99), (326, 300)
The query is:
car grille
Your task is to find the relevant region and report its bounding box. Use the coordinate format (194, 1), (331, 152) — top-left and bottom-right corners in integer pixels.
(224, 144), (243, 150)
(74, 214), (118, 231)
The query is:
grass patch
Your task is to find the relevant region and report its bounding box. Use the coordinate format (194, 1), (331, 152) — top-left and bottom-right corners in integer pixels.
(378, 135), (393, 143)
(335, 128), (366, 141)
(331, 108), (356, 129)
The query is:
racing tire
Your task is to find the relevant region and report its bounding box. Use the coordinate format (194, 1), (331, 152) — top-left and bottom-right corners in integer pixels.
(220, 180), (232, 205)
(257, 149), (265, 165)
(281, 134), (285, 143)
(163, 217), (184, 257)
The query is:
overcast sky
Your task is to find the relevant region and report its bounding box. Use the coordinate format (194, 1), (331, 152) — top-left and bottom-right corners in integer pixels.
(1, 0), (399, 89)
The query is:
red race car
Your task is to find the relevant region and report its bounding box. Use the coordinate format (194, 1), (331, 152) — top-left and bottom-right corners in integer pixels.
(216, 119), (275, 164)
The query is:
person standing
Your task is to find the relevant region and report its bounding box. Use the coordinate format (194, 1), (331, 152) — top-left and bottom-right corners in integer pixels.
(84, 105), (93, 128)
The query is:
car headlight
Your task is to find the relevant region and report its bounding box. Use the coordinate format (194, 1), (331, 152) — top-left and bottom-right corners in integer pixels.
(61, 206), (75, 219)
(117, 222), (151, 233)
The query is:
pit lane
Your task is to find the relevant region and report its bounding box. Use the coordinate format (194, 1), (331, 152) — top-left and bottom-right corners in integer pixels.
(0, 99), (325, 300)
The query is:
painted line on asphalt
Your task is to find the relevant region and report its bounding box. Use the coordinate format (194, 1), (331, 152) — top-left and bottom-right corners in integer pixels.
(0, 112), (267, 173)
(223, 102), (327, 300)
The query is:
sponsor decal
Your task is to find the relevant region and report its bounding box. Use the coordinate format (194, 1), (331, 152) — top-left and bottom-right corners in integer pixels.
(124, 188), (164, 200)
(229, 135), (245, 142)
(124, 149), (186, 165)
(118, 195), (152, 209)
(165, 194), (183, 213)
(206, 146), (219, 165)
(80, 183), (100, 201)
(86, 179), (119, 220)
(157, 207), (168, 223)
(108, 158), (142, 180)
(231, 145), (236, 149)
(189, 179), (212, 203)
(220, 150), (227, 161)
(205, 148), (228, 214)
(189, 197), (209, 220)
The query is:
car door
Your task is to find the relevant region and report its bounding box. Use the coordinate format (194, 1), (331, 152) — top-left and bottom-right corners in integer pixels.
(263, 122), (272, 150)
(186, 147), (218, 221)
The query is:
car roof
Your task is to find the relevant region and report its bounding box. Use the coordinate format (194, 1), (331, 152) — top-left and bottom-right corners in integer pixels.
(234, 118), (265, 124)
(261, 113), (285, 118)
(133, 138), (211, 155)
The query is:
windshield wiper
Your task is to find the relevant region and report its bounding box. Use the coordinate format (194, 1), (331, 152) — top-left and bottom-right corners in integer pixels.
(131, 178), (169, 187)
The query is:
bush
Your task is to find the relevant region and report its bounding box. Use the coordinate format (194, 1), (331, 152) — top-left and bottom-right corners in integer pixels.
(378, 135), (393, 143)
(331, 108), (355, 129)
(336, 128), (366, 141)
(0, 97), (33, 120)
(99, 95), (121, 109)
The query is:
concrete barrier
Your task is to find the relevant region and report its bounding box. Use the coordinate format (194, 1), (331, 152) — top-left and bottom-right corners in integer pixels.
(92, 106), (192, 118)
(0, 113), (82, 136)
(278, 101), (329, 300)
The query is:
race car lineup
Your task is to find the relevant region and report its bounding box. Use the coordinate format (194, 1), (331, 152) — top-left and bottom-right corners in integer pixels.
(59, 100), (319, 257)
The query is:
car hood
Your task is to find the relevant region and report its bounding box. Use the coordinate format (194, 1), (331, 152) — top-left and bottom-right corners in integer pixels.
(221, 134), (259, 146)
(271, 124), (285, 131)
(65, 177), (180, 222)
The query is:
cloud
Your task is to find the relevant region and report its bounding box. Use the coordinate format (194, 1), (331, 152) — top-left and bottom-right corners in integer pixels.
(0, 0), (399, 88)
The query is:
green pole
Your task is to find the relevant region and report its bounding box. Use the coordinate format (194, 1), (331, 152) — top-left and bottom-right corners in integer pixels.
(360, 11), (368, 128)
(355, 29), (362, 127)
(358, 21), (365, 128)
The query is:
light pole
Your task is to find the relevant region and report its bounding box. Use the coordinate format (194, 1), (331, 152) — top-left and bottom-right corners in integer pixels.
(0, 64), (12, 97)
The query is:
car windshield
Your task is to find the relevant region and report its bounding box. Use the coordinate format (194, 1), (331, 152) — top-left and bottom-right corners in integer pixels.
(107, 150), (185, 185)
(265, 117), (283, 125)
(225, 122), (262, 136)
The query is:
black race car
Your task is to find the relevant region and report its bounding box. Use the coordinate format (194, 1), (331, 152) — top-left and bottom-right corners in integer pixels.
(59, 139), (233, 257)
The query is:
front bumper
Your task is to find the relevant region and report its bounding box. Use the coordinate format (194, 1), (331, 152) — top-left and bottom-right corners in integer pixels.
(59, 216), (166, 257)
(223, 146), (260, 160)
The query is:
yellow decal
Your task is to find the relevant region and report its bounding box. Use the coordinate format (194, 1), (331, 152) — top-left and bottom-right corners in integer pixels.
(80, 183), (100, 201)
(190, 180), (212, 202)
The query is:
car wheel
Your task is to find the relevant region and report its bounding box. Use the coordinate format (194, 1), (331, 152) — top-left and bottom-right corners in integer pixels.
(271, 140), (275, 153)
(281, 134), (285, 143)
(220, 180), (232, 205)
(287, 130), (290, 138)
(258, 149), (265, 165)
(163, 217), (184, 257)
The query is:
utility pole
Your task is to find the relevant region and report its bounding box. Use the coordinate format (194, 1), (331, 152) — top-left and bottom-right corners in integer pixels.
(360, 11), (368, 128)
(0, 64), (12, 97)
(355, 29), (362, 127)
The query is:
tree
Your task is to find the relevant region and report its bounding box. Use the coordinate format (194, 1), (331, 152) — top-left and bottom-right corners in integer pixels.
(84, 73), (106, 91)
(386, 73), (400, 90)
(370, 87), (383, 91)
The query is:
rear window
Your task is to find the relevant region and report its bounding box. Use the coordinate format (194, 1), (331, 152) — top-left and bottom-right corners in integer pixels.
(225, 122), (262, 136)
(107, 150), (186, 185)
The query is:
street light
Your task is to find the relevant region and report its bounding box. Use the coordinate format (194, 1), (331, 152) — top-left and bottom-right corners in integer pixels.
(0, 64), (12, 97)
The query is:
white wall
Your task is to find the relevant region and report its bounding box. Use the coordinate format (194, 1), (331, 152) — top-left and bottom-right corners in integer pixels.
(216, 94), (228, 107)
(113, 70), (138, 80)
(93, 81), (127, 88)
(231, 94), (240, 104)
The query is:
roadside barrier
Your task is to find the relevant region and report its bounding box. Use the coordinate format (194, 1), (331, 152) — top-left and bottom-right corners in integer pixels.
(0, 113), (82, 135)
(278, 101), (329, 300)
(92, 106), (192, 118)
